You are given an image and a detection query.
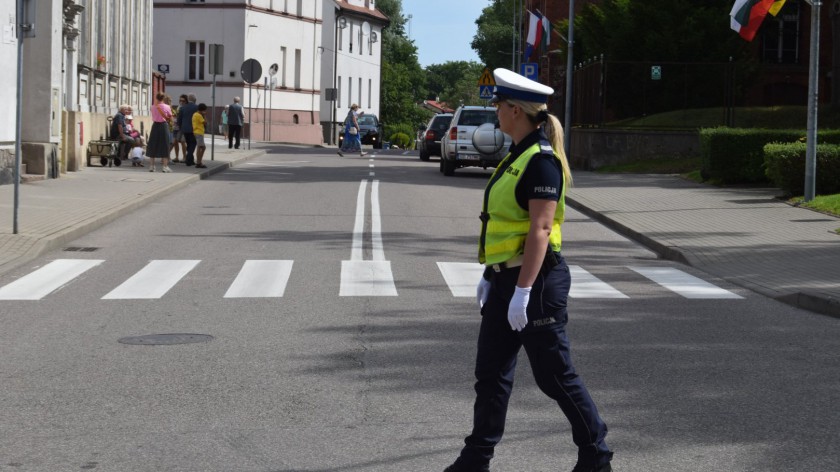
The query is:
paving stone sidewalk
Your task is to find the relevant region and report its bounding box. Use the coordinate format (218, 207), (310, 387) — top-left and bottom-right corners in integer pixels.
(567, 172), (840, 318)
(0, 139), (264, 276)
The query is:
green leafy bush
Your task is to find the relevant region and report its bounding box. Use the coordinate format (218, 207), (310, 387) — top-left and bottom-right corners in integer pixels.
(699, 128), (840, 183)
(764, 142), (840, 195)
(389, 132), (411, 149)
(384, 123), (417, 148)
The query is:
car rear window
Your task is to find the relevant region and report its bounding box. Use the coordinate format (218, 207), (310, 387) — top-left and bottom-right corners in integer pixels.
(433, 117), (452, 131)
(458, 110), (497, 126)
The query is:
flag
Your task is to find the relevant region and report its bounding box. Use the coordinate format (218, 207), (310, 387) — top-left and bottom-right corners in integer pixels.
(541, 15), (552, 51)
(768, 0), (786, 16)
(730, 0), (775, 42)
(524, 10), (540, 62)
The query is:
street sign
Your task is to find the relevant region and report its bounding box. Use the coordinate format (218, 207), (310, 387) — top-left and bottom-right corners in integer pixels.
(520, 63), (538, 81)
(209, 44), (224, 75)
(479, 86), (494, 100)
(651, 65), (662, 80)
(478, 67), (495, 86)
(157, 64), (170, 74)
(240, 58), (262, 84)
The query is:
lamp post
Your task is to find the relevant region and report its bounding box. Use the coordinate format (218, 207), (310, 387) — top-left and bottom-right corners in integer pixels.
(332, 16), (347, 146)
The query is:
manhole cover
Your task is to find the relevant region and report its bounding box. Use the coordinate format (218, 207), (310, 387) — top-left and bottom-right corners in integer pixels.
(118, 333), (214, 345)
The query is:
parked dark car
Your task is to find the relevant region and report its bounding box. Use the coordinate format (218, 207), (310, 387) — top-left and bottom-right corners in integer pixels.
(339, 113), (383, 149)
(417, 113), (453, 161)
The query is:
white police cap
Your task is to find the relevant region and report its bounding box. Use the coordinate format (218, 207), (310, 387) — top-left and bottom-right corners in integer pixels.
(492, 68), (554, 104)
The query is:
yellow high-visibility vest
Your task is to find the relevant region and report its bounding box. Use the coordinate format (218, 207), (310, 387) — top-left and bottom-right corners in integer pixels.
(479, 141), (566, 265)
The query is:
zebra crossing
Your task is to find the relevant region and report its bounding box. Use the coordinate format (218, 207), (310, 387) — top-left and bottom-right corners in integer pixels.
(0, 258), (744, 301)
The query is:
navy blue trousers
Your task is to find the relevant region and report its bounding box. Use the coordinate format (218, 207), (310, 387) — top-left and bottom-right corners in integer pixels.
(458, 255), (613, 467)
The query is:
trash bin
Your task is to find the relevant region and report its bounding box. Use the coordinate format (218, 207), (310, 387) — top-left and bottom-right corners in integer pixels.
(383, 142), (391, 150)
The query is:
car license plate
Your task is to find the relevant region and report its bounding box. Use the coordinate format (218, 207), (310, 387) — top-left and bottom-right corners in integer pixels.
(459, 154), (479, 161)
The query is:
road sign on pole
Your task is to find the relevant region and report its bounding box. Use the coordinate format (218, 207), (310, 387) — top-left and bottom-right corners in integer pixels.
(478, 67), (496, 102)
(241, 59), (262, 150)
(520, 63), (538, 81)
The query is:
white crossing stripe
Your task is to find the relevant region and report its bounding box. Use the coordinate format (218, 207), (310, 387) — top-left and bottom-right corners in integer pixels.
(224, 260), (294, 298)
(0, 259), (104, 300)
(629, 267), (743, 299)
(569, 265), (629, 299)
(340, 261), (398, 296)
(437, 262), (484, 297)
(102, 260), (201, 299)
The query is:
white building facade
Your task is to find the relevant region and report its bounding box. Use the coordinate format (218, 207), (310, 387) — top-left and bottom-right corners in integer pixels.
(1, 0), (156, 183)
(154, 0), (324, 144)
(320, 0), (388, 144)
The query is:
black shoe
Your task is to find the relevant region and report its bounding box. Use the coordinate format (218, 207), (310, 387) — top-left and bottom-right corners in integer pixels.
(443, 459), (489, 472)
(572, 463), (611, 472)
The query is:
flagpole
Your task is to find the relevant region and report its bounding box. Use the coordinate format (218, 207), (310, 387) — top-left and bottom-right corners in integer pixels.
(804, 0), (820, 202)
(564, 0), (575, 157)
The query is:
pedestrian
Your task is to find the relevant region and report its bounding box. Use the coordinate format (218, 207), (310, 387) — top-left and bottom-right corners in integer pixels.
(129, 141), (145, 167)
(443, 68), (613, 472)
(169, 94), (187, 163)
(147, 92), (173, 173)
(178, 93), (199, 166)
(228, 97), (245, 149)
(192, 103), (208, 169)
(109, 104), (136, 160)
(337, 104), (367, 157)
(221, 105), (229, 141)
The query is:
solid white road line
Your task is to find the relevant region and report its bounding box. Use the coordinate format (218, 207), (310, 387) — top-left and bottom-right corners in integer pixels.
(340, 260), (398, 296)
(437, 262), (485, 297)
(102, 260), (201, 299)
(569, 265), (629, 299)
(0, 259), (104, 300)
(223, 260), (294, 298)
(629, 267), (743, 299)
(350, 179), (367, 261)
(371, 180), (385, 261)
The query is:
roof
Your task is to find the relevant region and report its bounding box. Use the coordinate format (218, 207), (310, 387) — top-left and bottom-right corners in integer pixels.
(422, 100), (455, 114)
(334, 1), (390, 24)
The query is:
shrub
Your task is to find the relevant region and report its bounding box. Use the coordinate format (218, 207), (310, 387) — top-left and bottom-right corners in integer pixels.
(384, 123), (417, 148)
(389, 132), (411, 149)
(699, 128), (840, 184)
(764, 142), (840, 195)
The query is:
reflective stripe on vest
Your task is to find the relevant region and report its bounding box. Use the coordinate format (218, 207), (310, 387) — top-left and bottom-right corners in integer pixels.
(478, 141), (566, 265)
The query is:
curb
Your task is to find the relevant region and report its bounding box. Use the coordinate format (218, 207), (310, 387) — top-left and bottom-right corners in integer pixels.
(566, 195), (840, 319)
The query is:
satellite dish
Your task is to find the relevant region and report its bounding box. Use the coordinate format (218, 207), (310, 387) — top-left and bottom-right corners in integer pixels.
(472, 123), (506, 155)
(268, 63), (278, 76)
(361, 21), (371, 36)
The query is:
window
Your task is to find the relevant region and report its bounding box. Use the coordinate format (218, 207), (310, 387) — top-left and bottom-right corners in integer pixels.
(359, 27), (363, 55)
(294, 49), (301, 89)
(368, 79), (372, 108)
(280, 47), (287, 87)
(337, 76), (342, 107)
(349, 23), (354, 53)
(348, 76), (353, 107)
(188, 41), (205, 81)
(762, 2), (800, 64)
(296, 0), (303, 16)
(338, 23), (344, 51)
(358, 77), (362, 106)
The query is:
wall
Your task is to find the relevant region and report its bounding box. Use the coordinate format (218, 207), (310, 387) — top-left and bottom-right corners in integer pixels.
(569, 128), (700, 170)
(0, 1), (17, 144)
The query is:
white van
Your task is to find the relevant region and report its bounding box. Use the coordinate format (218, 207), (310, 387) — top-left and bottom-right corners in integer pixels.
(440, 105), (512, 176)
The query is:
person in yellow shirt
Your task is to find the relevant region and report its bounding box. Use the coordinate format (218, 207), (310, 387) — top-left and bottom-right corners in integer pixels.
(192, 103), (208, 168)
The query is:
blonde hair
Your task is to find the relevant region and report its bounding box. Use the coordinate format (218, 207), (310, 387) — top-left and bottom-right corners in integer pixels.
(506, 99), (573, 186)
(351, 104), (359, 110)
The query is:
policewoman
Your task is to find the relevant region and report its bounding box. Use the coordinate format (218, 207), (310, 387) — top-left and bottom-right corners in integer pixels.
(444, 69), (613, 472)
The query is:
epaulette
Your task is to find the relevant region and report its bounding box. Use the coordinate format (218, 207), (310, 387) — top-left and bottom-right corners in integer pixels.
(538, 137), (555, 156)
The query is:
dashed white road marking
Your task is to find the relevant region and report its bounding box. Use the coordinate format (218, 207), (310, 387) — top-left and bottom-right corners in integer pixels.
(0, 259), (104, 300)
(224, 260), (294, 298)
(102, 260), (200, 299)
(629, 267), (743, 299)
(569, 265), (629, 299)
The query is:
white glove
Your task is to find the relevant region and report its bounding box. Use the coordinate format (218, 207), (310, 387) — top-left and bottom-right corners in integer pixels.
(507, 286), (531, 331)
(476, 277), (491, 309)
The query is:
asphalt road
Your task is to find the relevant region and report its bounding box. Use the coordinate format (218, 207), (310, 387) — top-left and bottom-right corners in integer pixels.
(0, 146), (838, 471)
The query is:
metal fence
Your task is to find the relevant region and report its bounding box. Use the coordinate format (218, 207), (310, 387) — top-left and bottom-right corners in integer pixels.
(573, 57), (743, 129)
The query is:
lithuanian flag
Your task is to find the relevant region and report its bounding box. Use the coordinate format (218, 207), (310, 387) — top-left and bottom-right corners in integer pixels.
(730, 0), (775, 42)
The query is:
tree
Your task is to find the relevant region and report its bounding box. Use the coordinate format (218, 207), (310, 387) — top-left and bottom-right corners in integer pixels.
(376, 0), (430, 130)
(425, 61), (486, 107)
(472, 0), (518, 71)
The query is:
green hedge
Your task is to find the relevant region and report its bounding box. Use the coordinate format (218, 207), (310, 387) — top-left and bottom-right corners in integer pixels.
(699, 128), (840, 183)
(764, 142), (840, 195)
(389, 132), (411, 149)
